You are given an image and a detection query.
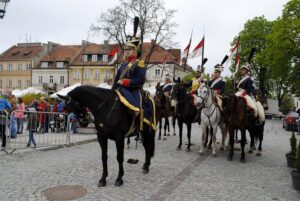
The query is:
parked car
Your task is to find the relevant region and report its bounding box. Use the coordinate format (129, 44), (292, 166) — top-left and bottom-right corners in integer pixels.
(283, 112), (299, 131)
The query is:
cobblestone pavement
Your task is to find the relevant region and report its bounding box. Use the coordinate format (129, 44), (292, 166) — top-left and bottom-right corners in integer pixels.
(0, 119), (299, 201)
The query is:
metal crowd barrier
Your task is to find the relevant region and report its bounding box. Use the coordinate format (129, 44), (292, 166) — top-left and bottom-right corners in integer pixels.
(0, 110), (97, 153)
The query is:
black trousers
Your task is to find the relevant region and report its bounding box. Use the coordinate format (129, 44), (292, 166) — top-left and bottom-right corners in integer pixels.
(0, 124), (6, 147)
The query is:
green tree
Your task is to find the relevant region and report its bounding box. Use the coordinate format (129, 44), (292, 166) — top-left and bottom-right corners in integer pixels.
(230, 16), (273, 93)
(265, 0), (300, 105)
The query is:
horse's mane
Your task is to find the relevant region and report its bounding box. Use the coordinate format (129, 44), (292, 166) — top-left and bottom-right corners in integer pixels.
(69, 85), (115, 101)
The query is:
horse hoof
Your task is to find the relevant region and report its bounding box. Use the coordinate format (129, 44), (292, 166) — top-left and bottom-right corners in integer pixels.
(219, 147), (224, 151)
(143, 168), (149, 174)
(207, 146), (212, 150)
(98, 180), (106, 187)
(114, 179), (123, 187)
(158, 137), (161, 140)
(176, 147), (181, 150)
(167, 134), (170, 136)
(256, 152), (262, 156)
(173, 133), (176, 136)
(248, 150), (253, 154)
(163, 137), (167, 141)
(212, 153), (217, 157)
(126, 145), (130, 149)
(186, 148), (191, 152)
(199, 151), (204, 155)
(240, 158), (246, 163)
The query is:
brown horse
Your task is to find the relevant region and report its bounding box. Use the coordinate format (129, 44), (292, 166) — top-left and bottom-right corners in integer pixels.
(155, 83), (173, 140)
(222, 94), (262, 162)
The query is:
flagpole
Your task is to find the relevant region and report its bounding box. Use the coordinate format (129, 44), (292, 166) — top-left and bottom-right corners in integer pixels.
(201, 35), (205, 71)
(184, 30), (193, 72)
(233, 35), (240, 89)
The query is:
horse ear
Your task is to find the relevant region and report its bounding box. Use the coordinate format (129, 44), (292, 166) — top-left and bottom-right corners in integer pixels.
(57, 94), (67, 100)
(177, 77), (181, 83)
(156, 82), (161, 90)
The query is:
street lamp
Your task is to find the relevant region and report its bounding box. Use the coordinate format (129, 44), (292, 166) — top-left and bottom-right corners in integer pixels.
(0, 0), (10, 19)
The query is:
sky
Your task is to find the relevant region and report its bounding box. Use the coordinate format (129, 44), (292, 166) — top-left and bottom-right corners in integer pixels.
(0, 0), (289, 76)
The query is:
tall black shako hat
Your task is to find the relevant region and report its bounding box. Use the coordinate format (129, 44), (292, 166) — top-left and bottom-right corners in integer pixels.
(241, 48), (255, 71)
(214, 55), (228, 73)
(125, 17), (140, 50)
(196, 58), (208, 73)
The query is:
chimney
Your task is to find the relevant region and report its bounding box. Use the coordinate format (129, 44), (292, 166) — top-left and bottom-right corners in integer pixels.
(47, 41), (59, 53)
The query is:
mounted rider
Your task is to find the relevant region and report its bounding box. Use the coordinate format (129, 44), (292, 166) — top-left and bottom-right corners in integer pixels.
(112, 17), (146, 133)
(162, 75), (173, 97)
(208, 64), (225, 96)
(236, 63), (256, 97)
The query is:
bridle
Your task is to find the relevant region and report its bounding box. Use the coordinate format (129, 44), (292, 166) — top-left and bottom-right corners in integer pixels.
(197, 86), (213, 108)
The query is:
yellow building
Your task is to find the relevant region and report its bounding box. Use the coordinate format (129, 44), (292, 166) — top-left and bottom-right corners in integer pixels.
(0, 43), (48, 91)
(69, 43), (117, 86)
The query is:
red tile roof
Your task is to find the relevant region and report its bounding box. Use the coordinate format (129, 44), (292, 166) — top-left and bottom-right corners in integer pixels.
(41, 45), (82, 62)
(0, 43), (46, 61)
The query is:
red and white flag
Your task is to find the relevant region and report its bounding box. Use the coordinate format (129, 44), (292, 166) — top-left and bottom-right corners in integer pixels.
(109, 47), (118, 64)
(191, 37), (204, 58)
(228, 36), (240, 62)
(234, 53), (240, 73)
(182, 35), (192, 59)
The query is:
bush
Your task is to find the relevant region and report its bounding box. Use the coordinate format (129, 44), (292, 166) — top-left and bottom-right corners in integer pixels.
(290, 132), (297, 156)
(295, 139), (300, 172)
(22, 93), (46, 105)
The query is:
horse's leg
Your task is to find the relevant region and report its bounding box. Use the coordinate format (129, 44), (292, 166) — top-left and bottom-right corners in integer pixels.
(166, 117), (170, 136)
(208, 127), (213, 149)
(158, 118), (162, 140)
(98, 135), (108, 187)
(248, 128), (255, 153)
(220, 124), (227, 151)
(163, 117), (167, 140)
(186, 122), (192, 152)
(240, 129), (246, 163)
(177, 120), (183, 150)
(204, 127), (208, 147)
(257, 123), (264, 156)
(142, 126), (154, 174)
(199, 125), (207, 155)
(114, 137), (125, 186)
(126, 137), (130, 149)
(212, 126), (218, 156)
(227, 129), (234, 161)
(172, 116), (176, 136)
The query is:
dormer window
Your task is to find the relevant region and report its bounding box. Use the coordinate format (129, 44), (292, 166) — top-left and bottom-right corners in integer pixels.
(57, 62), (64, 68)
(41, 62), (48, 68)
(92, 55), (98, 62)
(102, 55), (108, 62)
(82, 55), (88, 62)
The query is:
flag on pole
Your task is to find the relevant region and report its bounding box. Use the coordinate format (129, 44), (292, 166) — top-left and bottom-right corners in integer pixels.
(234, 53), (240, 73)
(191, 37), (204, 58)
(182, 34), (192, 59)
(109, 47), (118, 64)
(228, 36), (240, 62)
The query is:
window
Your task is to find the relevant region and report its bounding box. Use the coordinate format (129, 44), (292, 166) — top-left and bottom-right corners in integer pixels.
(26, 80), (30, 87)
(8, 64), (13, 70)
(74, 70), (80, 78)
(95, 70), (100, 79)
(41, 62), (48, 68)
(84, 70), (90, 79)
(38, 76), (43, 84)
(82, 55), (88, 62)
(0, 64), (3, 71)
(18, 80), (22, 88)
(102, 55), (108, 63)
(154, 69), (161, 77)
(57, 62), (64, 68)
(105, 71), (110, 79)
(26, 64), (31, 70)
(49, 76), (53, 83)
(8, 80), (12, 87)
(92, 55), (98, 62)
(0, 80), (2, 88)
(60, 76), (64, 84)
(18, 64), (22, 70)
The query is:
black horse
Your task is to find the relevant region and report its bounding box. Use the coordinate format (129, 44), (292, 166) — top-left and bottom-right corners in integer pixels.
(58, 86), (155, 187)
(222, 94), (263, 162)
(171, 78), (197, 151)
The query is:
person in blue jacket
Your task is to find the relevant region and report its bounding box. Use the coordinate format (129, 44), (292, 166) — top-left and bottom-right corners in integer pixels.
(236, 63), (256, 97)
(0, 91), (12, 149)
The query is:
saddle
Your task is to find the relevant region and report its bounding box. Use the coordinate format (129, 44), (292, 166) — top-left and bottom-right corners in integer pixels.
(235, 90), (257, 117)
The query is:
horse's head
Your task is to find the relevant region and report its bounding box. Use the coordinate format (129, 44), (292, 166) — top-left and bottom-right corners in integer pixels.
(256, 89), (268, 110)
(197, 85), (212, 107)
(57, 94), (89, 127)
(155, 86), (166, 106)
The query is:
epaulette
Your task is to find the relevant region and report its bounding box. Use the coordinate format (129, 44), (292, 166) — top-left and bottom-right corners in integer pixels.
(138, 60), (145, 68)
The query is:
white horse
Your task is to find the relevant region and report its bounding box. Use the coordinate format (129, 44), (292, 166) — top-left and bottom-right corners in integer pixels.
(196, 85), (226, 156)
